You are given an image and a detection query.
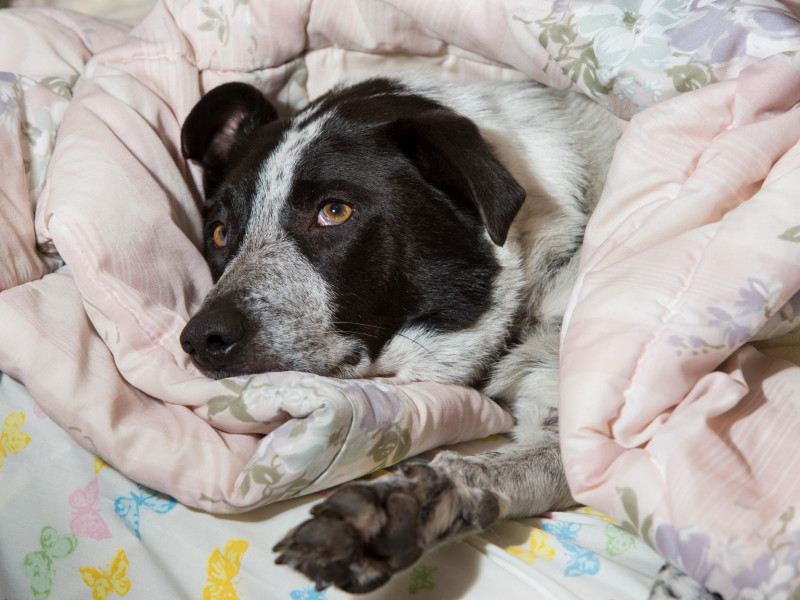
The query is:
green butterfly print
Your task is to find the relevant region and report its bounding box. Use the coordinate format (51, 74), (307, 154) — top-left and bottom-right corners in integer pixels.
(605, 523), (636, 556)
(408, 563), (437, 594)
(21, 526), (78, 600)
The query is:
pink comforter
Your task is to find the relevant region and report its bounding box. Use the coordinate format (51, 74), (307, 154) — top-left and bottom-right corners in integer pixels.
(561, 56), (800, 597)
(1, 1), (800, 597)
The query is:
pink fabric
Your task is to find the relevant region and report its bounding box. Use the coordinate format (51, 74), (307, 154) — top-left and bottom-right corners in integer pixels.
(561, 56), (800, 597)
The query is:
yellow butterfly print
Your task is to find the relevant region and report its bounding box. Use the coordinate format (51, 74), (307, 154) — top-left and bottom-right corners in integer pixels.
(80, 549), (131, 600)
(505, 529), (556, 565)
(94, 457), (109, 474)
(203, 539), (249, 600)
(0, 411), (31, 472)
(580, 506), (617, 524)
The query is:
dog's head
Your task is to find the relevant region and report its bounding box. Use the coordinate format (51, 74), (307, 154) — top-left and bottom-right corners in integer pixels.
(179, 78), (526, 382)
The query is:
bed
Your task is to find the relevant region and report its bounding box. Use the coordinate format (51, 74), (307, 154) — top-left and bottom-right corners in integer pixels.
(1, 1), (799, 598)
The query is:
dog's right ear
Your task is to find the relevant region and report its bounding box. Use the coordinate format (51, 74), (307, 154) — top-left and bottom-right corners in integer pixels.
(386, 110), (526, 247)
(181, 82), (279, 196)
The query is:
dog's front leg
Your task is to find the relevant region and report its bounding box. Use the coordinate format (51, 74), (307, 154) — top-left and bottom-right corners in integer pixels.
(273, 429), (573, 593)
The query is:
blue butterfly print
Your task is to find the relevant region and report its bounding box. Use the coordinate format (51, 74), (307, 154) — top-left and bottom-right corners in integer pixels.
(542, 521), (581, 541)
(542, 521), (599, 577)
(290, 587), (327, 600)
(114, 485), (176, 539)
(560, 540), (600, 577)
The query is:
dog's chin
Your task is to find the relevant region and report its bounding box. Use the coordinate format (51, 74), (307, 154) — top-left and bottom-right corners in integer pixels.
(187, 352), (287, 380)
(189, 350), (376, 381)
(188, 357), (248, 380)
(196, 364), (244, 381)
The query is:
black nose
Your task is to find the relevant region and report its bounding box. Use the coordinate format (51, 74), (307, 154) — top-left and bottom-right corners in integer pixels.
(181, 306), (245, 365)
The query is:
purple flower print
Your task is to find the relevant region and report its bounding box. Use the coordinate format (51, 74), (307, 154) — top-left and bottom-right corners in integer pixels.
(653, 523), (717, 582)
(735, 279), (771, 317)
(753, 7), (800, 33)
(666, 1), (748, 64)
(0, 73), (20, 115)
(732, 524), (800, 597)
(706, 307), (751, 348)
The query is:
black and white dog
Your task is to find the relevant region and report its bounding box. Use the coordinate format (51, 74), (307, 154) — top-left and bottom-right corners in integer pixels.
(180, 75), (717, 599)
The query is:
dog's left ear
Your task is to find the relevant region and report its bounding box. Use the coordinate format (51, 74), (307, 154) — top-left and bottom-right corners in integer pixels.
(387, 110), (526, 246)
(182, 82), (279, 195)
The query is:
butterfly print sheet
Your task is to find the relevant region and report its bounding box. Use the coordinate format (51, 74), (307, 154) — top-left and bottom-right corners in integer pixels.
(0, 375), (666, 599)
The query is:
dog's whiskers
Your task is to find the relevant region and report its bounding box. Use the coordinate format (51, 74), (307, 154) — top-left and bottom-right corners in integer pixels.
(332, 321), (387, 331)
(394, 331), (438, 360)
(332, 321), (438, 360)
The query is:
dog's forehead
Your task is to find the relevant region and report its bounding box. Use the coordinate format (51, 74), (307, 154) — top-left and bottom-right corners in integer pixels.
(241, 110), (334, 244)
(240, 80), (441, 246)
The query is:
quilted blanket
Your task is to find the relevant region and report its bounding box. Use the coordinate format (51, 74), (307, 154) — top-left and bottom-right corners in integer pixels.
(2, 1), (800, 598)
(561, 54), (800, 597)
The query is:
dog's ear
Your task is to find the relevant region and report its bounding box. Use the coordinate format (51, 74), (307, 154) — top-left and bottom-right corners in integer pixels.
(181, 82), (279, 195)
(387, 110), (526, 246)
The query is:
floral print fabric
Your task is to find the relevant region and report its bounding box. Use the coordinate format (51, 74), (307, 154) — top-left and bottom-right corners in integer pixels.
(515, 0), (800, 117)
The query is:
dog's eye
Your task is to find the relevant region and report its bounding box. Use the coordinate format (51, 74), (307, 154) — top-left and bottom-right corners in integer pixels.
(212, 223), (228, 248)
(318, 202), (353, 226)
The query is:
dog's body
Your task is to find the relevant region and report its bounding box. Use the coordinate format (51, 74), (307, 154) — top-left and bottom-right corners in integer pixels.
(180, 75), (716, 599)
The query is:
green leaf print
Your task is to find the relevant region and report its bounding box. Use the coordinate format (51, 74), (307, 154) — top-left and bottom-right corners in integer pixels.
(618, 486), (639, 530)
(515, 10), (611, 98)
(368, 426), (412, 468)
(779, 225), (800, 242)
(240, 457), (283, 496)
(39, 76), (76, 100)
(789, 582), (800, 600)
(206, 379), (255, 422)
(206, 393), (245, 421)
(666, 63), (709, 93)
(197, 0), (250, 46)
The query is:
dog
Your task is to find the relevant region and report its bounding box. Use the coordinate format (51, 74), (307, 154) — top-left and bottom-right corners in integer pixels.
(179, 75), (719, 599)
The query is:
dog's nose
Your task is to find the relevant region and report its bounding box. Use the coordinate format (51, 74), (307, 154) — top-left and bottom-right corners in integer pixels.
(181, 307), (245, 363)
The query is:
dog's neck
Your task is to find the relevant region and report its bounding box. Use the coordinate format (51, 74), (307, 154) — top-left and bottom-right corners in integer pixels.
(363, 240), (526, 385)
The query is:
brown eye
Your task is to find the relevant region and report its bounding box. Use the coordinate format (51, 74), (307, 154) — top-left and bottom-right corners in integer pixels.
(212, 223), (228, 247)
(318, 202), (353, 226)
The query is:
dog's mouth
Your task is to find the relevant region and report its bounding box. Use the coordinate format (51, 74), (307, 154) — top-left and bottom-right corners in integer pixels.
(180, 307), (372, 380)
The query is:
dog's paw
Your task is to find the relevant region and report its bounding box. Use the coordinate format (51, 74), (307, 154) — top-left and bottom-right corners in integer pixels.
(273, 460), (499, 593)
(273, 482), (424, 593)
(648, 563), (722, 600)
